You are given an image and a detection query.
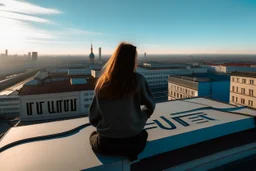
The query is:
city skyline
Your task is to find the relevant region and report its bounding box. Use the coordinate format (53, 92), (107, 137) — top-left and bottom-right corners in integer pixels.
(0, 0), (256, 55)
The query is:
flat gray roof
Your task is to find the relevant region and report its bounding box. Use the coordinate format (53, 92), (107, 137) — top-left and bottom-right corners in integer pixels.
(168, 74), (230, 90)
(231, 71), (256, 78)
(168, 76), (199, 90)
(0, 98), (255, 170)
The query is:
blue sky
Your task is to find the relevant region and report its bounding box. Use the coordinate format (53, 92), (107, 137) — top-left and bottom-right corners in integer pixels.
(0, 0), (256, 55)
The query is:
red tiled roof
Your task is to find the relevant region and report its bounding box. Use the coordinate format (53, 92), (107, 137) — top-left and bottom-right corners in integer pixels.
(19, 74), (97, 95)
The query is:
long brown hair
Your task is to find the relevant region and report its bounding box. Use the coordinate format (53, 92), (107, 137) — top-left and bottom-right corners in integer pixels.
(95, 42), (138, 99)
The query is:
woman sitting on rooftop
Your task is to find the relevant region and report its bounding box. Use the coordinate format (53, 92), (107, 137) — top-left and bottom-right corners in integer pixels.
(89, 42), (155, 161)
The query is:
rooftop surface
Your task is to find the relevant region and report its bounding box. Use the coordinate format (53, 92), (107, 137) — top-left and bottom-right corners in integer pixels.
(168, 73), (230, 90)
(138, 65), (191, 70)
(0, 98), (255, 170)
(18, 73), (96, 95)
(231, 71), (256, 78)
(207, 62), (256, 67)
(171, 73), (230, 82)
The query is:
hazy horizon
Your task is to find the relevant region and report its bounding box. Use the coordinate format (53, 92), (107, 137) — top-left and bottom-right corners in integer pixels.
(1, 0), (256, 55)
(2, 50), (256, 57)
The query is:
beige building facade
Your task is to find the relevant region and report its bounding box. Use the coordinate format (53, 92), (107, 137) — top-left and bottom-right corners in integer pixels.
(168, 82), (197, 100)
(230, 72), (256, 109)
(168, 76), (200, 100)
(168, 74), (231, 103)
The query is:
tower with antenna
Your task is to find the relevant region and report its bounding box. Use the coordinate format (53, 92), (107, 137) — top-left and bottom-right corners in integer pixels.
(144, 52), (147, 62)
(99, 47), (102, 64)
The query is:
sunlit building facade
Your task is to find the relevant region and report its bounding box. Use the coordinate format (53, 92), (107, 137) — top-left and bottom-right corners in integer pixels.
(17, 70), (96, 121)
(136, 63), (207, 90)
(168, 73), (230, 103)
(230, 72), (256, 109)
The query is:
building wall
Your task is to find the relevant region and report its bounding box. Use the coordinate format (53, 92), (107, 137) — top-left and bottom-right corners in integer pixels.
(190, 67), (208, 73)
(168, 80), (230, 103)
(46, 67), (69, 74)
(226, 66), (256, 73)
(80, 90), (94, 114)
(0, 96), (20, 118)
(91, 70), (101, 78)
(136, 65), (207, 102)
(136, 67), (207, 90)
(200, 65), (227, 73)
(138, 69), (192, 89)
(68, 69), (91, 75)
(142, 63), (188, 68)
(198, 82), (211, 97)
(212, 81), (230, 103)
(201, 65), (256, 74)
(230, 75), (256, 109)
(168, 82), (198, 100)
(20, 90), (94, 121)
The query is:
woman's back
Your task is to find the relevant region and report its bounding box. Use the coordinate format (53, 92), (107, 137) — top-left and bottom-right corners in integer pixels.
(88, 42), (155, 161)
(89, 72), (155, 138)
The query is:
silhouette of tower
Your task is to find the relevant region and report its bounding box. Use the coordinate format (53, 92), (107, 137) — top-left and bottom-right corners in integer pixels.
(99, 47), (102, 64)
(89, 43), (95, 64)
(144, 52), (147, 62)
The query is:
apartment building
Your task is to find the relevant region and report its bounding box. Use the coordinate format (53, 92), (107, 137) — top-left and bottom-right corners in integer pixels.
(168, 73), (230, 103)
(168, 77), (198, 100)
(230, 72), (256, 109)
(0, 96), (20, 118)
(18, 70), (96, 121)
(201, 65), (256, 74)
(136, 63), (207, 90)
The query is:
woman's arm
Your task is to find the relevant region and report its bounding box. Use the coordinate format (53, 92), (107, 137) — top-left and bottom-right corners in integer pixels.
(89, 95), (101, 127)
(140, 77), (156, 118)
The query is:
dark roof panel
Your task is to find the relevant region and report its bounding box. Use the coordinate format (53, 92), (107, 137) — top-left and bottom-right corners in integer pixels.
(19, 74), (96, 95)
(231, 71), (256, 78)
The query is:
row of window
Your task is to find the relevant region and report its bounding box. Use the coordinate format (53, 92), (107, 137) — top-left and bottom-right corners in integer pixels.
(169, 91), (193, 99)
(150, 84), (166, 87)
(0, 112), (19, 115)
(169, 84), (195, 96)
(144, 72), (172, 76)
(0, 108), (19, 111)
(0, 98), (19, 102)
(84, 92), (94, 96)
(231, 86), (254, 96)
(232, 77), (254, 85)
(147, 77), (168, 80)
(84, 104), (90, 108)
(0, 103), (19, 107)
(231, 96), (254, 107)
(148, 80), (167, 84)
(84, 98), (93, 102)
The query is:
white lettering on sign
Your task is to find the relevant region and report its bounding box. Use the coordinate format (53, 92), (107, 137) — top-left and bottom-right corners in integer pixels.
(145, 112), (217, 131)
